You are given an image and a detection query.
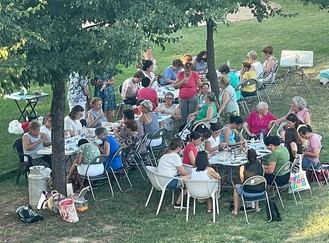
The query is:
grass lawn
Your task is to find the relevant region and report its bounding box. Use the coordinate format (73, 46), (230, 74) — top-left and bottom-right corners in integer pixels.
(0, 0), (329, 242)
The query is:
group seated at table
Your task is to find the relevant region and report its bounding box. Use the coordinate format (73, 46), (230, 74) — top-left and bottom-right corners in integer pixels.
(22, 120), (51, 168)
(87, 97), (107, 128)
(232, 148), (264, 216)
(243, 102), (277, 139)
(64, 105), (84, 137)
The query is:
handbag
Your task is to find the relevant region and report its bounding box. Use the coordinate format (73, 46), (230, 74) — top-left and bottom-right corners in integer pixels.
(289, 158), (311, 193)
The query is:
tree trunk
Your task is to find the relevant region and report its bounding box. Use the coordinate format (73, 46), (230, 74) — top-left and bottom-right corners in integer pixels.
(206, 19), (219, 97)
(51, 78), (66, 195)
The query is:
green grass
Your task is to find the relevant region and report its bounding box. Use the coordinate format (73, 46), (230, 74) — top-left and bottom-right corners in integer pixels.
(1, 0), (329, 242)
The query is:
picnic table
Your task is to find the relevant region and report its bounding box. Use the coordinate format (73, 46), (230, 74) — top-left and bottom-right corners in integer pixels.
(5, 91), (49, 121)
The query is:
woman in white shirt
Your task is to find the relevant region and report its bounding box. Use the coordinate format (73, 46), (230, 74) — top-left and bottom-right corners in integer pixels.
(205, 123), (223, 154)
(64, 105), (84, 137)
(40, 113), (52, 143)
(191, 151), (221, 212)
(247, 50), (264, 79)
(157, 138), (188, 208)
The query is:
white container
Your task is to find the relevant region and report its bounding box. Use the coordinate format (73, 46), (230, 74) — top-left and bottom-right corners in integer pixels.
(28, 166), (50, 207)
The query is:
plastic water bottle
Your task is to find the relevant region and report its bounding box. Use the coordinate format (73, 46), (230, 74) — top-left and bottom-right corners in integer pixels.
(226, 60), (231, 68)
(259, 132), (264, 144)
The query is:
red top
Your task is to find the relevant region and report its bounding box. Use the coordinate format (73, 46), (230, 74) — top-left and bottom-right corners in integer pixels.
(177, 71), (199, 99)
(182, 142), (198, 165)
(246, 111), (277, 135)
(137, 87), (158, 109)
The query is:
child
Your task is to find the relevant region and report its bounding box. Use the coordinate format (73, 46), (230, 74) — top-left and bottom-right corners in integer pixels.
(191, 151), (221, 212)
(99, 72), (116, 121)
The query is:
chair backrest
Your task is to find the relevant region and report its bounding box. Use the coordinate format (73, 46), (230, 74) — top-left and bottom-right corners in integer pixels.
(242, 175), (267, 194)
(83, 154), (107, 176)
(275, 161), (292, 177)
(135, 133), (149, 152)
(241, 79), (257, 89)
(149, 128), (167, 142)
(145, 166), (175, 190)
(185, 179), (219, 199)
(105, 147), (123, 168)
(13, 137), (29, 163)
(192, 121), (208, 131)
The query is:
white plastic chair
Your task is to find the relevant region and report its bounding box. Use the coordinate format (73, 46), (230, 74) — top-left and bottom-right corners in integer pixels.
(145, 166), (183, 215)
(184, 179), (220, 223)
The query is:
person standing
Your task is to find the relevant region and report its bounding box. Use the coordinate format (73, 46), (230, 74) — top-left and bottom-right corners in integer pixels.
(174, 62), (202, 124)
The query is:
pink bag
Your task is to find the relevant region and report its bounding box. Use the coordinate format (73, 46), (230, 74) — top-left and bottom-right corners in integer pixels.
(59, 198), (79, 223)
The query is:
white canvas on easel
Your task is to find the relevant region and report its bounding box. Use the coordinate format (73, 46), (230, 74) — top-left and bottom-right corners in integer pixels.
(280, 50), (313, 67)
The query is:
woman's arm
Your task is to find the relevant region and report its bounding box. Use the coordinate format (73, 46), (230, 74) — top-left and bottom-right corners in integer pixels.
(208, 167), (221, 180)
(290, 142), (298, 157)
(263, 58), (276, 73)
(304, 148), (320, 159)
(303, 111), (311, 125)
(22, 134), (44, 151)
(188, 151), (196, 166)
(218, 91), (230, 115)
(177, 165), (188, 176)
(223, 128), (231, 145)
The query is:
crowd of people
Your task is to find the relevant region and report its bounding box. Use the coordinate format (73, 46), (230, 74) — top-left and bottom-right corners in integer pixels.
(20, 46), (324, 217)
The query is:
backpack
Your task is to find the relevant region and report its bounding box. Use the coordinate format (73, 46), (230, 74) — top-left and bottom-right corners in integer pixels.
(266, 200), (282, 222)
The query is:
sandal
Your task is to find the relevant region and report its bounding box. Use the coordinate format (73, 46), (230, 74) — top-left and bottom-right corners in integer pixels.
(231, 211), (238, 216)
(207, 209), (213, 213)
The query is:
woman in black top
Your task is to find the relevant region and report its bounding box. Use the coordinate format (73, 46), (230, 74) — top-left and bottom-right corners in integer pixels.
(284, 127), (303, 162)
(232, 149), (264, 215)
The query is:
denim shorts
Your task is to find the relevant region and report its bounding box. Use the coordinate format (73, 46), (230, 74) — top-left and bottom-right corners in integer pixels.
(167, 178), (181, 189)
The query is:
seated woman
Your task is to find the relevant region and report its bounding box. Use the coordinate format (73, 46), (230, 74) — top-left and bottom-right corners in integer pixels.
(22, 121), (51, 167)
(218, 76), (240, 121)
(95, 127), (123, 171)
(182, 131), (202, 166)
(276, 96), (311, 126)
(40, 113), (52, 143)
(138, 100), (161, 147)
(116, 120), (139, 167)
(205, 123), (223, 154)
(284, 128), (303, 162)
(188, 92), (218, 124)
(198, 82), (210, 108)
(262, 45), (277, 77)
(137, 77), (158, 109)
(192, 51), (208, 75)
(240, 61), (257, 97)
(263, 136), (290, 185)
(194, 126), (212, 152)
(247, 50), (264, 79)
(154, 92), (180, 131)
(191, 151), (221, 213)
(87, 97), (107, 128)
(220, 116), (244, 146)
(218, 64), (241, 101)
(66, 139), (104, 189)
(298, 125), (322, 170)
(64, 105), (84, 136)
(243, 102), (277, 138)
(157, 138), (188, 208)
(232, 149), (263, 215)
(278, 113), (304, 142)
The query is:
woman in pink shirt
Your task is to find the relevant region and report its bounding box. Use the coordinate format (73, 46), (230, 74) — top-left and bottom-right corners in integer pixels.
(137, 77), (158, 110)
(298, 125), (322, 169)
(243, 102), (277, 138)
(182, 131), (202, 166)
(174, 62), (202, 123)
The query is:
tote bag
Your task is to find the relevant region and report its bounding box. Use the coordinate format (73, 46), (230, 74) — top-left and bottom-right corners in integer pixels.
(289, 156), (311, 193)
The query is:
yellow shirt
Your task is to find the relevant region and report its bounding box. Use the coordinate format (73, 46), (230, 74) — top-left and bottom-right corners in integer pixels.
(242, 70), (257, 92)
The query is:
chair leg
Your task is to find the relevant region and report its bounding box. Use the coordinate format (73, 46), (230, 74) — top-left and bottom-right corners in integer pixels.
(105, 171), (114, 197)
(193, 198), (196, 215)
(145, 187), (154, 207)
(264, 89), (271, 104)
(266, 192), (272, 222)
(298, 191), (302, 200)
(156, 189), (166, 215)
(134, 159), (146, 181)
(123, 169), (133, 190)
(275, 183), (284, 208)
(186, 193), (190, 222)
(292, 189), (297, 205)
(311, 166), (322, 187)
(241, 197), (249, 224)
(171, 190), (175, 205)
(216, 194), (220, 215)
(212, 196), (216, 223)
(88, 177), (97, 201)
(111, 169), (124, 192)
